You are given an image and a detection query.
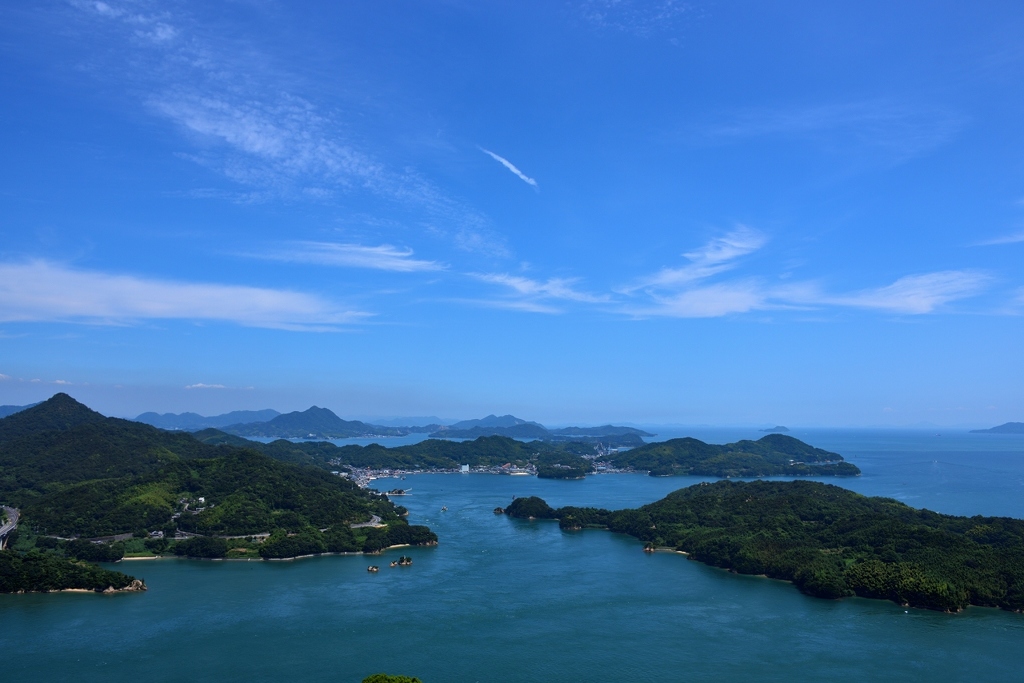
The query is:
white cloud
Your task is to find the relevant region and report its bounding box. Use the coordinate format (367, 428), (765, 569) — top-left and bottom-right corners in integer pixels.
(629, 270), (990, 318)
(630, 281), (768, 318)
(624, 225), (767, 292)
(823, 271), (991, 314)
(620, 227), (988, 318)
(149, 93), (382, 189)
(450, 298), (563, 315)
(66, 1), (505, 254)
(0, 261), (366, 330)
(52, 380), (72, 385)
(0, 374), (11, 381)
(580, 0), (692, 37)
(700, 101), (964, 161)
(975, 230), (1024, 246)
(185, 383), (226, 390)
(473, 273), (610, 308)
(478, 148), (538, 187)
(251, 242), (444, 272)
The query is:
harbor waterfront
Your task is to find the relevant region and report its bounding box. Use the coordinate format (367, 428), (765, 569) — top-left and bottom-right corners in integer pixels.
(2, 430), (1024, 682)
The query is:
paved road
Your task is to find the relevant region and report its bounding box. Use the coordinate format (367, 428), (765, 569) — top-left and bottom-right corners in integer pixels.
(350, 514), (383, 529)
(0, 506), (19, 548)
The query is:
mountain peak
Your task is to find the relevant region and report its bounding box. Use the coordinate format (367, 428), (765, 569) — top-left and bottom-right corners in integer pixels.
(0, 392), (107, 442)
(448, 414), (542, 430)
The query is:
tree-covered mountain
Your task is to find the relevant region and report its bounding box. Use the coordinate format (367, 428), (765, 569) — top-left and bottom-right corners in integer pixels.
(428, 416), (653, 441)
(970, 422), (1024, 434)
(608, 433), (859, 477)
(505, 480), (1024, 612)
(192, 431), (594, 478)
(135, 409), (280, 431)
(0, 402), (39, 419)
(549, 425), (654, 437)
(223, 406), (405, 439)
(190, 430), (856, 480)
(0, 395), (433, 546)
(446, 414), (541, 430)
(432, 423), (551, 439)
(0, 395), (227, 497)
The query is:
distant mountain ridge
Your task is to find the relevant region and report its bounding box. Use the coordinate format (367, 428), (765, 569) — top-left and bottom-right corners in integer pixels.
(224, 406), (406, 439)
(368, 416), (452, 428)
(0, 403), (40, 419)
(128, 405), (652, 442)
(446, 414), (542, 430)
(135, 409), (281, 431)
(970, 422), (1024, 434)
(429, 415), (653, 441)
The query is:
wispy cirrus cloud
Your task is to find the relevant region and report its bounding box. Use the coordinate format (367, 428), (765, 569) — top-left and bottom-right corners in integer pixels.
(626, 270), (990, 319)
(579, 0), (694, 37)
(185, 383), (226, 390)
(0, 261), (366, 331)
(478, 147), (538, 188)
(247, 242), (445, 272)
(623, 225), (766, 292)
(974, 230), (1024, 246)
(468, 272), (611, 313)
(817, 271), (992, 314)
(64, 1), (507, 255)
(628, 281), (767, 318)
(697, 100), (965, 161)
(620, 228), (990, 318)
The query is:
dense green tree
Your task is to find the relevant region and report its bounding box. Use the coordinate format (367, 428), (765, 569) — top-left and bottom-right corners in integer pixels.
(507, 480), (1024, 612)
(173, 536), (228, 559)
(506, 496), (556, 519)
(0, 549), (138, 593)
(609, 434), (859, 477)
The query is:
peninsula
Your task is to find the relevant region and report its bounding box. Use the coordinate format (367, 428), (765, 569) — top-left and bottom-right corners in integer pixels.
(505, 480), (1024, 612)
(970, 422), (1024, 434)
(0, 394), (437, 592)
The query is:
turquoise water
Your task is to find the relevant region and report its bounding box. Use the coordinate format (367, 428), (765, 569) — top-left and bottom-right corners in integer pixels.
(3, 431), (1024, 682)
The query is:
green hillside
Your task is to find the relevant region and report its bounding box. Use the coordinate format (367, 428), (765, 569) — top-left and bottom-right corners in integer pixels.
(506, 480), (1024, 612)
(0, 394), (435, 554)
(608, 433), (860, 476)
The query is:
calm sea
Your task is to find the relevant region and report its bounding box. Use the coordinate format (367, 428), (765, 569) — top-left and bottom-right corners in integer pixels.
(2, 430), (1023, 682)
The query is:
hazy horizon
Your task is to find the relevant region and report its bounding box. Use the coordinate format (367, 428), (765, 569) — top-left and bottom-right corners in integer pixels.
(0, 389), (1015, 431)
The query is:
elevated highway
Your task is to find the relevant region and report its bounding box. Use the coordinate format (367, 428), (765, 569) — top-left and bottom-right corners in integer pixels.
(0, 506), (19, 549)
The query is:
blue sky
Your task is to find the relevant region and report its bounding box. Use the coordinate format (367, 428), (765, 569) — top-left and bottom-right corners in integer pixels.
(1, 0), (1022, 426)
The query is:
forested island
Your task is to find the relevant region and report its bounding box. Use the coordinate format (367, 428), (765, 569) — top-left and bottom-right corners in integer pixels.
(193, 429), (859, 479)
(970, 422), (1024, 434)
(0, 549), (143, 593)
(505, 481), (1024, 612)
(134, 405), (654, 443)
(605, 434), (859, 477)
(195, 429), (600, 479)
(0, 394), (437, 592)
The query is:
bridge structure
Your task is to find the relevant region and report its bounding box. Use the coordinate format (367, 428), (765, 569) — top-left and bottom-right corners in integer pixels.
(0, 506), (19, 550)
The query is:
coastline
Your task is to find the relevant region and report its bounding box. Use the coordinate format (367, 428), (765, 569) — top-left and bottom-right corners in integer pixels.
(5, 580), (147, 596)
(117, 543), (426, 563)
